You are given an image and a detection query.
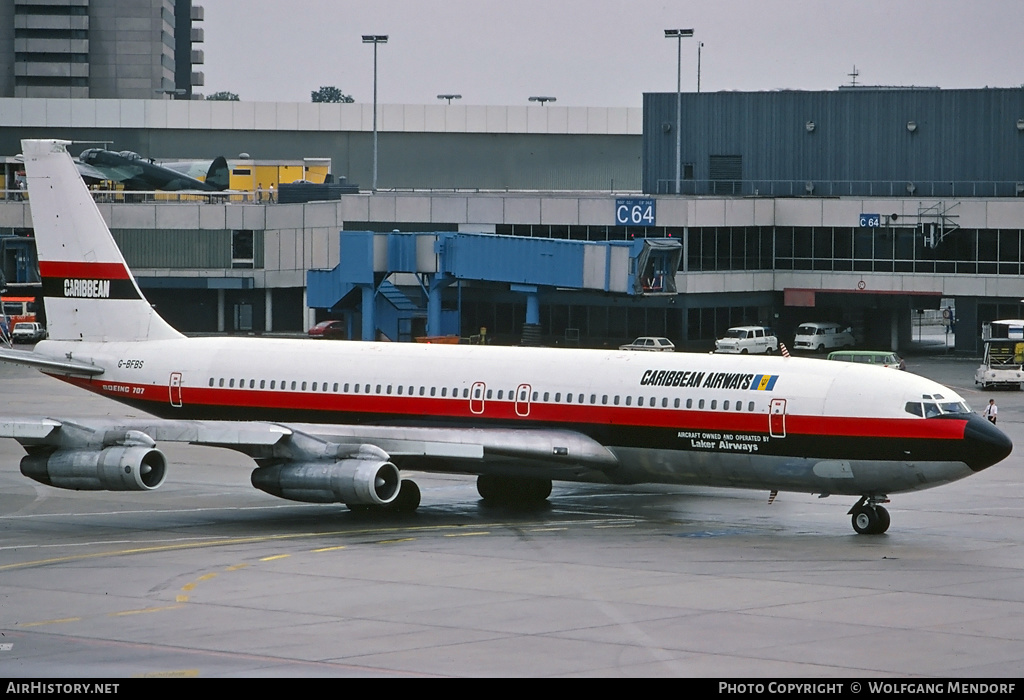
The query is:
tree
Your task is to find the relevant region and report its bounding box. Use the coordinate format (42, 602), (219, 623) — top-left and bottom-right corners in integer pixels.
(311, 86), (354, 103)
(206, 91), (240, 101)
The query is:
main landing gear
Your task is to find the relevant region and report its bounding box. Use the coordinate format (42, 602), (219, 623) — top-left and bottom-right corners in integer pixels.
(347, 479), (421, 514)
(848, 495), (891, 535)
(477, 474), (552, 506)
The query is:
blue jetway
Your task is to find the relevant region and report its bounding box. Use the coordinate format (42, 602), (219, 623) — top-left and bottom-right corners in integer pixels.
(307, 232), (681, 341)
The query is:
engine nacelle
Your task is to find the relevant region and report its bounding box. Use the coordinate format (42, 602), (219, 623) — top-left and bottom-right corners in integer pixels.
(250, 459), (401, 506)
(21, 447), (167, 491)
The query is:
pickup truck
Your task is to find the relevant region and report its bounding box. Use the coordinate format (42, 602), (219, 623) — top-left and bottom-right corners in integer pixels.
(714, 326), (779, 355)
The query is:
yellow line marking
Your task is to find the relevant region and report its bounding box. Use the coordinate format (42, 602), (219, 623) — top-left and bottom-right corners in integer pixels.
(225, 564), (249, 571)
(109, 605), (184, 617)
(529, 527), (568, 532)
(0, 521), (595, 572)
(176, 595), (189, 603)
(312, 546), (347, 553)
(18, 617), (81, 627)
(260, 554), (290, 562)
(196, 573), (218, 582)
(375, 538), (416, 544)
(444, 531), (490, 537)
(181, 582), (196, 591)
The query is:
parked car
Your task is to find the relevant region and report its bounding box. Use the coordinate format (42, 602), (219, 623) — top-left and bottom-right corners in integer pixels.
(618, 336), (675, 352)
(714, 326), (778, 354)
(793, 322), (855, 353)
(307, 320), (346, 340)
(827, 350), (905, 370)
(11, 321), (47, 343)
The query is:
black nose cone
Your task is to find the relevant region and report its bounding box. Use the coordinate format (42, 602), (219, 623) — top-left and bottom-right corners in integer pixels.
(963, 413), (1013, 471)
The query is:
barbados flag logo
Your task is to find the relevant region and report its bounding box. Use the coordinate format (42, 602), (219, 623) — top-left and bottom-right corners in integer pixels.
(751, 374), (779, 391)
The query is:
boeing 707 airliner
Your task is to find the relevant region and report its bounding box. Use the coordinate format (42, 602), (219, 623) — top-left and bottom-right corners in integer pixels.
(0, 139), (1011, 534)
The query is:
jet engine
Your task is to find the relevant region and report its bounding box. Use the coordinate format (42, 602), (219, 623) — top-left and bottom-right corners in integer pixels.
(250, 459), (401, 506)
(20, 446), (167, 491)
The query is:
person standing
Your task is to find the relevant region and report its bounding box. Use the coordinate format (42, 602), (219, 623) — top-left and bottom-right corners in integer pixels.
(984, 398), (998, 424)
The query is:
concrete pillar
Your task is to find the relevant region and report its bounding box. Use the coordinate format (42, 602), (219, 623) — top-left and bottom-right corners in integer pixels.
(264, 288), (273, 333)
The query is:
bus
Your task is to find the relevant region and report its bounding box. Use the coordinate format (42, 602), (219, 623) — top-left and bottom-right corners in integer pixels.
(1, 296), (38, 327)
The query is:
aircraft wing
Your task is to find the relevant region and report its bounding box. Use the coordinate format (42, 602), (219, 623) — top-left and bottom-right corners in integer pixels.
(0, 416), (621, 482)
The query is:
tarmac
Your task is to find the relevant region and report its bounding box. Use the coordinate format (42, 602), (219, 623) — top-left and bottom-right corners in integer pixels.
(0, 347), (1021, 678)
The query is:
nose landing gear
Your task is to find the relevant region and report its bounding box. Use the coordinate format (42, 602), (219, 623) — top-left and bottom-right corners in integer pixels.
(849, 496), (891, 535)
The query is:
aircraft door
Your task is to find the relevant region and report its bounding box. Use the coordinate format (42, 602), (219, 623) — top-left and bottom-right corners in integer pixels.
(515, 383), (531, 417)
(169, 372), (183, 408)
(470, 382), (486, 415)
(769, 398), (786, 438)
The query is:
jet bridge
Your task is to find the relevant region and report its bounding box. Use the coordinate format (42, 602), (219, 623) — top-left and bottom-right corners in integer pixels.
(307, 232), (681, 341)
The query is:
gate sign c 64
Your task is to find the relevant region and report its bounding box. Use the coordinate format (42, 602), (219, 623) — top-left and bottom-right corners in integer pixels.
(859, 213), (881, 228)
(616, 198), (656, 227)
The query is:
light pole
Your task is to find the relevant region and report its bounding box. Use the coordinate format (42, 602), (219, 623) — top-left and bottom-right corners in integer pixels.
(664, 28), (694, 195)
(528, 96), (557, 105)
(362, 34), (388, 192)
(437, 94), (462, 104)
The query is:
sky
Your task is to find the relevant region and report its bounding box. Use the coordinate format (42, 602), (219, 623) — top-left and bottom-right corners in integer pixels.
(201, 0), (1024, 107)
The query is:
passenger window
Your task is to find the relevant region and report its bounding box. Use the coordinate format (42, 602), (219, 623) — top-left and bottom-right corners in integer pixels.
(747, 402), (754, 411)
(430, 387), (436, 397)
(497, 390), (503, 400)
(674, 398), (680, 408)
(638, 396), (644, 407)
(724, 400), (730, 410)
(661, 397), (668, 408)
(229, 379), (235, 388)
(260, 380), (265, 389)
(313, 382), (318, 391)
(397, 386), (403, 395)
(698, 399), (705, 409)
(590, 394), (596, 404)
(613, 395), (619, 405)
(556, 393), (562, 402)
(686, 398), (692, 408)
(333, 383), (338, 392)
(218, 378), (224, 387)
(441, 387), (447, 397)
(301, 382), (307, 391)
(602, 395), (608, 405)
(543, 392), (549, 401)
(625, 396), (632, 406)
(419, 387), (425, 396)
(711, 400), (717, 410)
(208, 378), (214, 387)
(270, 380), (276, 389)
(486, 389), (493, 399)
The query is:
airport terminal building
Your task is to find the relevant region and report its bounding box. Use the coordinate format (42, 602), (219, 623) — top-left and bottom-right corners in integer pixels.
(1, 85), (1023, 353)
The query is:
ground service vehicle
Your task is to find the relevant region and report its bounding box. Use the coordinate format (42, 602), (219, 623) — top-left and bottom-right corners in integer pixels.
(11, 322), (47, 343)
(794, 322), (855, 353)
(975, 320), (1024, 390)
(715, 326), (779, 355)
(0, 140), (1012, 537)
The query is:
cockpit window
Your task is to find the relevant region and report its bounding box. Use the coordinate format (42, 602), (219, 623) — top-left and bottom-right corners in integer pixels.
(905, 400), (971, 417)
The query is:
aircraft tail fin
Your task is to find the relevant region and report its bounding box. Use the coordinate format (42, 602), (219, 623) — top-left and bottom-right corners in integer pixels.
(22, 139), (184, 343)
(205, 156), (230, 191)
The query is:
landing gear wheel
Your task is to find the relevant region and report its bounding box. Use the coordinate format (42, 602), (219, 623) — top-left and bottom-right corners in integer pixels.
(851, 504), (890, 535)
(388, 479), (421, 513)
(477, 474), (552, 505)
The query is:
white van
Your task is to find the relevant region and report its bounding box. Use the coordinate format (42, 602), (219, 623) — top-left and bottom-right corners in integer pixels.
(793, 322), (855, 353)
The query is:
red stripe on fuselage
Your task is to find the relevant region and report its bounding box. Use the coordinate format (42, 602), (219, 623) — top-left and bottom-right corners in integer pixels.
(38, 261), (131, 280)
(57, 376), (970, 443)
